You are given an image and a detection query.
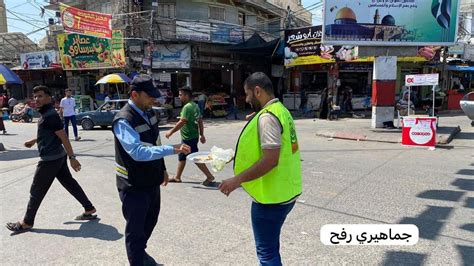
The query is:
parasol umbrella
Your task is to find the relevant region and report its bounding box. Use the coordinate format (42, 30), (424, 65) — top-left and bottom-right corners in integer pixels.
(0, 64), (23, 85)
(95, 73), (132, 85)
(0, 74), (6, 86)
(95, 73), (132, 98)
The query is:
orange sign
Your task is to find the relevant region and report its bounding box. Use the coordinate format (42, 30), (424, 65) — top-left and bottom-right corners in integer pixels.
(60, 3), (112, 39)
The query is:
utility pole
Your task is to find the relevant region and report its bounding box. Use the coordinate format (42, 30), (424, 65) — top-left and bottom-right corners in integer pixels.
(148, 9), (154, 74)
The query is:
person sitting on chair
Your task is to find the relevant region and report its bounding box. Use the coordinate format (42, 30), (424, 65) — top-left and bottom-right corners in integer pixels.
(396, 91), (415, 116)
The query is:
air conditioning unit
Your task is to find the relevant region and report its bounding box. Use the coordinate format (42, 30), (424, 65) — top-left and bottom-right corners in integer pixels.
(50, 25), (64, 32)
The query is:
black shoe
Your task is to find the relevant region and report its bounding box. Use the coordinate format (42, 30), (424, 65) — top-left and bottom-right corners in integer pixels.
(144, 252), (157, 266)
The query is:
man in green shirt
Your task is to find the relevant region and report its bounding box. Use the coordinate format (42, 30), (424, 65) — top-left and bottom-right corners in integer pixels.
(166, 87), (215, 185)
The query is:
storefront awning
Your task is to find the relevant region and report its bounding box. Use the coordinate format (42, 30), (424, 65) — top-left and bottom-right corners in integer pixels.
(227, 33), (282, 57)
(447, 65), (474, 72)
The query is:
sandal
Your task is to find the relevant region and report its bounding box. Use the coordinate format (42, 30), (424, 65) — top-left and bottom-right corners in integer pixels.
(168, 178), (182, 183)
(74, 213), (98, 221)
(6, 222), (32, 233)
(202, 179), (215, 187)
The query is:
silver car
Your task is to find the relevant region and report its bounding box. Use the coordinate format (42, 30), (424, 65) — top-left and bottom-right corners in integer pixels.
(460, 92), (474, 126)
(76, 99), (167, 130)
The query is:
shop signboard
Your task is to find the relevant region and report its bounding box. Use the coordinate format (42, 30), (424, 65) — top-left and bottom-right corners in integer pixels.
(405, 74), (439, 87)
(285, 26), (364, 67)
(402, 117), (437, 147)
(60, 3), (112, 39)
(57, 30), (126, 70)
(323, 0), (460, 46)
(20, 50), (61, 70)
(149, 44), (191, 69)
(284, 26), (438, 67)
(210, 23), (244, 44)
(176, 21), (210, 42)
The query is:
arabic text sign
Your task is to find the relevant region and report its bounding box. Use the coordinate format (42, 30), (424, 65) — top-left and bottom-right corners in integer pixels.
(405, 74), (439, 86)
(320, 224), (419, 245)
(149, 44), (191, 69)
(284, 26), (362, 67)
(60, 3), (112, 38)
(20, 51), (61, 70)
(57, 31), (126, 70)
(323, 0), (460, 46)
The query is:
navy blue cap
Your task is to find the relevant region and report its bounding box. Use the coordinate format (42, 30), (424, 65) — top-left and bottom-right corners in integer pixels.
(130, 74), (161, 98)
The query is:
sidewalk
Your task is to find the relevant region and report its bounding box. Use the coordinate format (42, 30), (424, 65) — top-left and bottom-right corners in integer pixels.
(312, 114), (468, 145)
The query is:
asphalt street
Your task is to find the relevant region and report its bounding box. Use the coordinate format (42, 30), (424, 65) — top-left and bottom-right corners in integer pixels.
(0, 116), (473, 265)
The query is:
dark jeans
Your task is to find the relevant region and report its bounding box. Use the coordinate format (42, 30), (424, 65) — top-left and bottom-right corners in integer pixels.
(23, 156), (94, 225)
(119, 186), (161, 266)
(251, 201), (295, 266)
(64, 115), (78, 138)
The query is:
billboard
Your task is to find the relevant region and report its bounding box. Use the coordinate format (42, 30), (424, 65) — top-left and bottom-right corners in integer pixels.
(60, 3), (112, 39)
(323, 0), (460, 46)
(20, 51), (61, 70)
(57, 30), (126, 70)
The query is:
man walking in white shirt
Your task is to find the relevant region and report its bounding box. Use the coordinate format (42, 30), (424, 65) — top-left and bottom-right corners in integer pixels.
(60, 89), (81, 141)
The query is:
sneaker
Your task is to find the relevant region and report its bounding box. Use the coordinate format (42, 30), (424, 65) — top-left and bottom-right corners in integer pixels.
(75, 136), (82, 141)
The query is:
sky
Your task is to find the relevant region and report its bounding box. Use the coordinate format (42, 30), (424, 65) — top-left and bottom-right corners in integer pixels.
(4, 0), (321, 44)
(4, 0), (58, 43)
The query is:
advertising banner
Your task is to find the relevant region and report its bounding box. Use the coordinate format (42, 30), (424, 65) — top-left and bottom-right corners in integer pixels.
(148, 44), (191, 69)
(57, 30), (126, 70)
(402, 117), (437, 147)
(405, 74), (439, 86)
(60, 3), (112, 39)
(20, 51), (61, 70)
(285, 26), (441, 67)
(323, 0), (460, 46)
(210, 23), (244, 44)
(176, 21), (210, 42)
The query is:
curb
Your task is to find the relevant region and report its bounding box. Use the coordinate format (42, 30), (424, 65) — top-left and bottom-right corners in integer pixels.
(316, 126), (461, 145)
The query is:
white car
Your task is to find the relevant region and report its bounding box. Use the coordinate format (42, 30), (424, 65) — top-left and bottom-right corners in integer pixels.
(460, 92), (474, 126)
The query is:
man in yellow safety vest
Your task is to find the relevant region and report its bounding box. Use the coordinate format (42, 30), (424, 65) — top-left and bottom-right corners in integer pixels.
(219, 72), (302, 265)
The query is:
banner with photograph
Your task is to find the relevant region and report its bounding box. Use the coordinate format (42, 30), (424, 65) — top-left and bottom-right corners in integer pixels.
(285, 26), (438, 67)
(323, 0), (460, 46)
(20, 51), (61, 70)
(57, 30), (126, 70)
(60, 3), (112, 39)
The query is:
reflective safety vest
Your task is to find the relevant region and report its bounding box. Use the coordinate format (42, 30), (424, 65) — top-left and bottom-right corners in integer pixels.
(234, 101), (302, 204)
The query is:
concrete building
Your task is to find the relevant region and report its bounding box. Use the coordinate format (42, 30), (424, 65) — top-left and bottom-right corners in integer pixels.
(0, 0), (6, 33)
(44, 0), (312, 104)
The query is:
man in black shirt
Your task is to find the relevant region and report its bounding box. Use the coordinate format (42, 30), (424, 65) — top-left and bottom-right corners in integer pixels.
(6, 86), (97, 233)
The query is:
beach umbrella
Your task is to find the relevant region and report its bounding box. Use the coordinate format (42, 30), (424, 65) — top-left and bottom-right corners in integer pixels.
(95, 73), (132, 98)
(95, 73), (132, 85)
(0, 74), (6, 85)
(0, 64), (23, 84)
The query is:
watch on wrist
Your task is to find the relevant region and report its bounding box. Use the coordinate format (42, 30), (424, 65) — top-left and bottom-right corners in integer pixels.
(69, 155), (76, 160)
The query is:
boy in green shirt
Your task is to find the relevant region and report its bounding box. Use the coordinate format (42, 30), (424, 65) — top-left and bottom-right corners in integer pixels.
(166, 87), (215, 185)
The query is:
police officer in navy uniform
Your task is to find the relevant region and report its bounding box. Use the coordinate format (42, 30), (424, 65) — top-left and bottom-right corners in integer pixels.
(113, 75), (190, 265)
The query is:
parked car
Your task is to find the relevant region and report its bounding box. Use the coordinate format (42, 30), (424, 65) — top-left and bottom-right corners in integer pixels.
(76, 99), (167, 130)
(460, 92), (474, 126)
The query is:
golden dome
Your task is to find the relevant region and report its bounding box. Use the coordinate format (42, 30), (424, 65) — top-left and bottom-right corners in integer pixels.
(336, 7), (356, 21)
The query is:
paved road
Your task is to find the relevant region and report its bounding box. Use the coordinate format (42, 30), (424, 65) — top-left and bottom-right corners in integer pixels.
(0, 116), (473, 265)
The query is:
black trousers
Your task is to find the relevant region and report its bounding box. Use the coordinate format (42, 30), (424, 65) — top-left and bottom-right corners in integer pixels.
(23, 156), (94, 225)
(119, 186), (161, 266)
